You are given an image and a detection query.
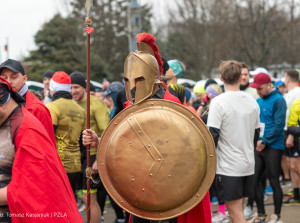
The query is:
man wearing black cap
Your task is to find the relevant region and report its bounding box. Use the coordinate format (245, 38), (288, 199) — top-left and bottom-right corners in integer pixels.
(0, 77), (83, 222)
(0, 59), (56, 145)
(70, 71), (110, 223)
(42, 69), (55, 104)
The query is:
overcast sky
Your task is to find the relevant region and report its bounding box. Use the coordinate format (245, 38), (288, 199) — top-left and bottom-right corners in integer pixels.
(0, 0), (168, 62)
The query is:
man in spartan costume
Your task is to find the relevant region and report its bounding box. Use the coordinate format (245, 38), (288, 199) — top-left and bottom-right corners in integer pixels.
(83, 33), (213, 223)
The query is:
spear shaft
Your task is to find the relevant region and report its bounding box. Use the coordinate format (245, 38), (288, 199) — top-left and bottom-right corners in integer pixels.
(85, 1), (93, 222)
(86, 30), (91, 223)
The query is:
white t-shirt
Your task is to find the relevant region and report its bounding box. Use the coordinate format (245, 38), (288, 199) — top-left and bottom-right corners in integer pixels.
(284, 87), (300, 130)
(207, 91), (260, 177)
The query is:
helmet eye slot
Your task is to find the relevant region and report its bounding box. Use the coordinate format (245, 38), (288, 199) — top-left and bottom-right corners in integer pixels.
(135, 76), (145, 85)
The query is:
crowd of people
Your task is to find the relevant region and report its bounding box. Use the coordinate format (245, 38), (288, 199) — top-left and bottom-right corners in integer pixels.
(0, 32), (300, 223)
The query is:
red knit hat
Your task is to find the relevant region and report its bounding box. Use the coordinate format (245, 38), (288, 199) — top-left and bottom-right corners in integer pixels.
(49, 71), (71, 92)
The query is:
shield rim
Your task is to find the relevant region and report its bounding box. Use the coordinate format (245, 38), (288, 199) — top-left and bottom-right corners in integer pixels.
(97, 99), (216, 220)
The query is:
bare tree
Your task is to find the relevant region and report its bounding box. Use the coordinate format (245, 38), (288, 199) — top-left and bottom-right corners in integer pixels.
(162, 0), (237, 79)
(160, 0), (300, 79)
(233, 0), (291, 67)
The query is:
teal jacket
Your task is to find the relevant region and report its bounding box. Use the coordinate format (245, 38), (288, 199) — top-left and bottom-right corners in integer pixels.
(257, 90), (287, 150)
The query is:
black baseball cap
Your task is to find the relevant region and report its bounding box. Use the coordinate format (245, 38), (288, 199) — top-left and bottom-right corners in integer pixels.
(0, 59), (25, 75)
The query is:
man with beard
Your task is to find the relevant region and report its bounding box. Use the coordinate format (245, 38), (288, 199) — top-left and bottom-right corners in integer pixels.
(250, 72), (286, 222)
(70, 71), (111, 223)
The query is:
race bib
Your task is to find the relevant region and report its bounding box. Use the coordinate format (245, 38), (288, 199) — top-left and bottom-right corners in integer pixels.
(259, 123), (265, 138)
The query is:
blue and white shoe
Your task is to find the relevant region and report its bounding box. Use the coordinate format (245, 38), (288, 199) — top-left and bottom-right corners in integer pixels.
(265, 185), (273, 195)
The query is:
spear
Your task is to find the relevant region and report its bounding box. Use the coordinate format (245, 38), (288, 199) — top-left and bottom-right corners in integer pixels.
(85, 0), (94, 222)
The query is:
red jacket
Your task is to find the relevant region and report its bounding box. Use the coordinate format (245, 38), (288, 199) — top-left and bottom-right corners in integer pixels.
(25, 91), (56, 146)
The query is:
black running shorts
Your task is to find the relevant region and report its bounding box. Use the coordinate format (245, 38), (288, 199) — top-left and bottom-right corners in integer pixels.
(82, 155), (101, 191)
(67, 171), (82, 192)
(215, 174), (254, 203)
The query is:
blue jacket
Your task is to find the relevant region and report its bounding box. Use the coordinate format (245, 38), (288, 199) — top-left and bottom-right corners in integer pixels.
(257, 90), (287, 150)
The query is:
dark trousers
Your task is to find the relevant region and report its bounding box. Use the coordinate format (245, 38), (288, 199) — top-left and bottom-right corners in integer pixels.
(254, 147), (283, 215)
(97, 182), (125, 219)
(247, 170), (267, 207)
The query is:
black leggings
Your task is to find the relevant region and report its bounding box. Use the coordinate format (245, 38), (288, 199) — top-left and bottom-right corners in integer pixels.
(97, 182), (125, 219)
(247, 170), (267, 208)
(254, 147), (283, 215)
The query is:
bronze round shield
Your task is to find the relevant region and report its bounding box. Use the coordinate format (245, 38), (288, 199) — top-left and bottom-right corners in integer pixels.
(98, 99), (216, 220)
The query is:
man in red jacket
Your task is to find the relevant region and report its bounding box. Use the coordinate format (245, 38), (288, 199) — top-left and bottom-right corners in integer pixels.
(83, 33), (212, 223)
(0, 77), (83, 222)
(0, 59), (55, 145)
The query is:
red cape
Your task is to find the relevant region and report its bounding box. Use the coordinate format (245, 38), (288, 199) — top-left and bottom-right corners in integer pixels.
(177, 193), (211, 223)
(129, 192), (211, 223)
(25, 91), (56, 146)
(7, 107), (82, 223)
